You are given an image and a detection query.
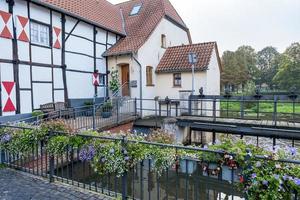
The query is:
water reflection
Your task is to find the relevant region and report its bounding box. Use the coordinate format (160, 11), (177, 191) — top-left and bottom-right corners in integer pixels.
(55, 159), (244, 200)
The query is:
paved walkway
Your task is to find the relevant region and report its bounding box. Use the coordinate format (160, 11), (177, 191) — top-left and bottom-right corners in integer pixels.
(0, 169), (113, 200)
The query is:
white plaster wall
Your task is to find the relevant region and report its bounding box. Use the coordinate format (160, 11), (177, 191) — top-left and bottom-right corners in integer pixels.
(32, 83), (52, 109)
(20, 90), (32, 113)
(31, 46), (51, 63)
(18, 65), (31, 88)
(206, 48), (221, 95)
(66, 36), (93, 56)
(138, 18), (190, 100)
(30, 3), (50, 24)
(52, 11), (62, 66)
(54, 90), (64, 102)
(0, 63), (16, 116)
(156, 72), (207, 99)
(53, 68), (63, 88)
(32, 66), (52, 82)
(96, 28), (107, 44)
(0, 0), (12, 60)
(67, 71), (94, 99)
(65, 52), (94, 72)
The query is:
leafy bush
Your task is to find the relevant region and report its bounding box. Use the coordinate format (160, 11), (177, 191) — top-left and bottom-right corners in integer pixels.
(101, 101), (113, 112)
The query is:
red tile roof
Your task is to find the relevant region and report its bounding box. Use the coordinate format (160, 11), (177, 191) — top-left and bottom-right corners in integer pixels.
(38, 0), (125, 35)
(156, 42), (221, 73)
(104, 0), (190, 56)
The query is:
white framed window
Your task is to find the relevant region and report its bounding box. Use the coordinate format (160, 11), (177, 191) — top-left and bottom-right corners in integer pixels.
(30, 21), (50, 46)
(130, 4), (142, 15)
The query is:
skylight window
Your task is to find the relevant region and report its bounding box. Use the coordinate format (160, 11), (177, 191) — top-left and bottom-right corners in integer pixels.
(130, 4), (142, 16)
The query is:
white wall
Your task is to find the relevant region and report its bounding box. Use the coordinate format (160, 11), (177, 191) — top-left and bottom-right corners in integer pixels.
(206, 48), (221, 95)
(138, 18), (190, 100)
(156, 72), (207, 99)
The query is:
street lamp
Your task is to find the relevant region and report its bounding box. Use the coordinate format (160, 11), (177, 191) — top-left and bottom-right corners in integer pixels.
(188, 53), (198, 95)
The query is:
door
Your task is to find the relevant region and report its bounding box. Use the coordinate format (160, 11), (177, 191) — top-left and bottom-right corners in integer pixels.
(121, 65), (130, 96)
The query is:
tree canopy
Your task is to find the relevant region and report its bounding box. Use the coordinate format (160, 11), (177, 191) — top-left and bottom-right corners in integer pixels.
(221, 42), (300, 92)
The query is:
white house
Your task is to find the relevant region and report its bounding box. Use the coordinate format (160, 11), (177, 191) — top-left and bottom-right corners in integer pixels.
(104, 0), (221, 115)
(0, 0), (221, 118)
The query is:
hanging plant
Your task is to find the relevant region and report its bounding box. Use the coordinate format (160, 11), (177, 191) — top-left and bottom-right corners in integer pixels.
(109, 69), (120, 93)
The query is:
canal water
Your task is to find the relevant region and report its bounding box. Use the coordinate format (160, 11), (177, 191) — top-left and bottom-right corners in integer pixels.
(55, 159), (244, 200)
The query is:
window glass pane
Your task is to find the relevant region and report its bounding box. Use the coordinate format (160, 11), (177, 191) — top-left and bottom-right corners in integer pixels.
(30, 22), (49, 46)
(130, 4), (142, 15)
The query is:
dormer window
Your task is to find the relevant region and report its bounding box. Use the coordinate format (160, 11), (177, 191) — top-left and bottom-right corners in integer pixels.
(130, 4), (142, 16)
(161, 34), (166, 48)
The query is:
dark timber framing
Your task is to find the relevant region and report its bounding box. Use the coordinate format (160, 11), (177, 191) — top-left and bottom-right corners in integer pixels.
(8, 0), (21, 114)
(0, 0), (122, 115)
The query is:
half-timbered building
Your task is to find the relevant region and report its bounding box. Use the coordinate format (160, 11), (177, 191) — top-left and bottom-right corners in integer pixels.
(0, 0), (123, 116)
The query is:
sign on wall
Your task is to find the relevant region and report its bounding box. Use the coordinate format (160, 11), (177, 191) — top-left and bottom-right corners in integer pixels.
(0, 10), (13, 39)
(92, 72), (100, 86)
(2, 81), (16, 112)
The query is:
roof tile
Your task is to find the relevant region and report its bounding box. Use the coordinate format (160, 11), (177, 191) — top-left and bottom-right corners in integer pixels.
(156, 42), (217, 73)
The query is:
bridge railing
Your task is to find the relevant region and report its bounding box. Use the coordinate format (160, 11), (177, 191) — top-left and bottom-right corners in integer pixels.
(136, 94), (300, 125)
(0, 124), (299, 200)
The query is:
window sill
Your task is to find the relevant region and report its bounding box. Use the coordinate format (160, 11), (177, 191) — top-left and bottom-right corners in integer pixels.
(146, 84), (155, 87)
(173, 86), (182, 88)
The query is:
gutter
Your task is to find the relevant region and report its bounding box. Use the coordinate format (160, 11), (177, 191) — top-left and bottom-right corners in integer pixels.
(132, 54), (143, 116)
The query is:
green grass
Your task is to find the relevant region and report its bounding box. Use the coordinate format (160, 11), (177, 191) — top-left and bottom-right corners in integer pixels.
(220, 100), (300, 120)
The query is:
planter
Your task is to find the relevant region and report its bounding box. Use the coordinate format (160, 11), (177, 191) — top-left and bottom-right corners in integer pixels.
(0, 149), (5, 164)
(180, 159), (197, 174)
(101, 111), (112, 118)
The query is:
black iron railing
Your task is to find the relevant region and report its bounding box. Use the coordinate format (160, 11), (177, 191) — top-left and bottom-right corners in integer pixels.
(1, 125), (300, 200)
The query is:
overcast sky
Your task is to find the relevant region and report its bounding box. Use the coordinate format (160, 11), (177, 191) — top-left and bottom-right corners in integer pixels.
(108, 0), (300, 54)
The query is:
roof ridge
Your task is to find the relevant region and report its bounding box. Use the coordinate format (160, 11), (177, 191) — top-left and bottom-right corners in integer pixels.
(168, 41), (217, 49)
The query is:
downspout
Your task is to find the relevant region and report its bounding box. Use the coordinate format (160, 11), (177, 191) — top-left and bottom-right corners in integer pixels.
(132, 55), (142, 116)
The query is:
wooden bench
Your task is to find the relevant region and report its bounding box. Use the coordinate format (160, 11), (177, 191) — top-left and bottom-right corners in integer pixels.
(40, 102), (75, 119)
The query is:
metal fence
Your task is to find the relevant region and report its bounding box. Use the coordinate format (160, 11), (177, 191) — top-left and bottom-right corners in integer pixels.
(0, 125), (299, 200)
(8, 98), (137, 131)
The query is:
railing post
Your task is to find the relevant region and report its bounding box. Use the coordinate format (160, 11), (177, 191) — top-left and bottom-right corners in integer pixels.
(155, 97), (158, 128)
(121, 136), (128, 200)
(49, 131), (55, 183)
(117, 98), (120, 124)
(240, 97), (244, 119)
(134, 97), (137, 117)
(213, 98), (216, 122)
(92, 102), (96, 130)
(273, 96), (278, 127)
(188, 95), (192, 115)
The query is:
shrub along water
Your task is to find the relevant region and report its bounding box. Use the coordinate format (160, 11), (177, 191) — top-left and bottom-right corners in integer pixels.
(0, 120), (299, 199)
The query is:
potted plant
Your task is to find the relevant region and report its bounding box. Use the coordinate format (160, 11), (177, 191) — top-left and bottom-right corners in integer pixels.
(101, 101), (113, 118)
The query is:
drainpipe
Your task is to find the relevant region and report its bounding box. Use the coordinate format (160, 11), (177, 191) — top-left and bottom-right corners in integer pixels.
(132, 55), (142, 116)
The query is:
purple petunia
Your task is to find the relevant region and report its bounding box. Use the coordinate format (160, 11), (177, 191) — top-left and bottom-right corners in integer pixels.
(262, 180), (268, 186)
(274, 174), (280, 180)
(0, 134), (11, 143)
(251, 173), (257, 179)
(294, 178), (300, 186)
(109, 148), (115, 154)
(288, 146), (297, 156)
(255, 161), (262, 168)
(79, 145), (96, 161)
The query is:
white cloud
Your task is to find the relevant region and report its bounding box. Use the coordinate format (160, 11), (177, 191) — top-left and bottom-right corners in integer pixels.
(108, 0), (300, 54)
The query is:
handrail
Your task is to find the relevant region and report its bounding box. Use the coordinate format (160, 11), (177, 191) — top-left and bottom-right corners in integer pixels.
(111, 81), (129, 97)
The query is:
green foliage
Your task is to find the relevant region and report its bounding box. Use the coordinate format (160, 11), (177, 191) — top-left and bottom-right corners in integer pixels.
(46, 135), (84, 155)
(32, 111), (44, 117)
(40, 120), (74, 134)
(101, 101), (113, 112)
(109, 70), (120, 93)
(222, 42), (300, 92)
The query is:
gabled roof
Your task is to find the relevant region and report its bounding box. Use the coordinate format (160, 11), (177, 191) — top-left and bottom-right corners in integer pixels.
(37, 0), (125, 35)
(103, 0), (190, 56)
(156, 42), (221, 73)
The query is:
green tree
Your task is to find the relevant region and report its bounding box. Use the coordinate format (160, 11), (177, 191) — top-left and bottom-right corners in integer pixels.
(235, 46), (258, 89)
(221, 51), (239, 87)
(273, 42), (300, 90)
(256, 46), (280, 88)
